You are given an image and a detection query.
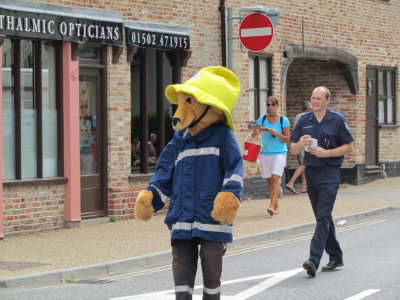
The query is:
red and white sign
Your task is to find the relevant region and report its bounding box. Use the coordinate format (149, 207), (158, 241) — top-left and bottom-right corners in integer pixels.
(239, 13), (274, 52)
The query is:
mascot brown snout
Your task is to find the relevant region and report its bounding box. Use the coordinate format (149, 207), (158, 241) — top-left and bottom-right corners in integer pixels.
(172, 92), (225, 135)
(134, 66), (243, 299)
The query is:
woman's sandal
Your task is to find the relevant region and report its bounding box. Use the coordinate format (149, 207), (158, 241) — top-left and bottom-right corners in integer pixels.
(285, 185), (298, 195)
(267, 208), (275, 216)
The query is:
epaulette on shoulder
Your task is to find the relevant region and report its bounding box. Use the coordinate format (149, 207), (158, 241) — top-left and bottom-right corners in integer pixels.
(330, 110), (345, 118)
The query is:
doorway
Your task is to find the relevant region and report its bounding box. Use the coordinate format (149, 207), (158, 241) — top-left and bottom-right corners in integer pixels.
(79, 68), (106, 218)
(365, 68), (378, 166)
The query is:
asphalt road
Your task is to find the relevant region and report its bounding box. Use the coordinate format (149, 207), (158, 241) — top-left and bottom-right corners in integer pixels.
(1, 210), (399, 300)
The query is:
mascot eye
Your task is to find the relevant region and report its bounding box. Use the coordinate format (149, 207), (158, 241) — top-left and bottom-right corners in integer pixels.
(186, 97), (192, 104)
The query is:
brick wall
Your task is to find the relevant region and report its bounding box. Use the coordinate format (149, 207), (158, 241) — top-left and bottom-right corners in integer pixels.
(2, 185), (65, 236)
(105, 43), (134, 220)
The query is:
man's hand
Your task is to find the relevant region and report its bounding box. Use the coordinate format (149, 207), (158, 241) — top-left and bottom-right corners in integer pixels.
(309, 143), (353, 158)
(291, 135), (312, 155)
(298, 135), (312, 148)
(308, 146), (328, 157)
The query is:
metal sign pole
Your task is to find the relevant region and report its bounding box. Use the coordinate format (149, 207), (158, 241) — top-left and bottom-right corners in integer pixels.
(227, 7), (233, 70)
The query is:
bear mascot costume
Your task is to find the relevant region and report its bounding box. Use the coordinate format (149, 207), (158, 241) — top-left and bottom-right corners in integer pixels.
(134, 66), (243, 300)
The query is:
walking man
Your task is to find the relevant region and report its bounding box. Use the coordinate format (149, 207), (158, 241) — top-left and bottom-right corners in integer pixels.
(290, 86), (354, 277)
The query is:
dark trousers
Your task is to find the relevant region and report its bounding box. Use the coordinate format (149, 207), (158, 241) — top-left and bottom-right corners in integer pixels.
(171, 238), (226, 300)
(305, 166), (343, 268)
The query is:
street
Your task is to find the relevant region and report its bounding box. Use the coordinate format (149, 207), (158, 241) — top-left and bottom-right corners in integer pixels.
(1, 210), (399, 300)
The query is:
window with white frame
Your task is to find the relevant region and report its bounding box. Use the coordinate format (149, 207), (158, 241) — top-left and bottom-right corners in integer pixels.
(377, 68), (396, 125)
(249, 54), (272, 121)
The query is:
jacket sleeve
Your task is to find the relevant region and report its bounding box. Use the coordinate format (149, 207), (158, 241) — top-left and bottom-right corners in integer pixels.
(220, 129), (244, 201)
(146, 138), (178, 212)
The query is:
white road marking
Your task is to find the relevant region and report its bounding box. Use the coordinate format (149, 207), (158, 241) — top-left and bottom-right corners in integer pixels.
(226, 220), (386, 257)
(109, 268), (303, 300)
(344, 289), (381, 300)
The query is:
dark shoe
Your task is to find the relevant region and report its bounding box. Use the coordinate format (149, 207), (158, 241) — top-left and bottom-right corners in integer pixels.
(303, 260), (317, 277)
(321, 260), (344, 272)
(285, 185), (298, 195)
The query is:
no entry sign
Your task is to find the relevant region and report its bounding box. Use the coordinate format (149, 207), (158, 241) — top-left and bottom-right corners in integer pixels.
(239, 13), (274, 52)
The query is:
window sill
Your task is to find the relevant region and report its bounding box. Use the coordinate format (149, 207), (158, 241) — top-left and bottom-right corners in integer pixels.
(248, 121), (257, 128)
(379, 124), (400, 129)
(3, 177), (68, 187)
(129, 173), (153, 183)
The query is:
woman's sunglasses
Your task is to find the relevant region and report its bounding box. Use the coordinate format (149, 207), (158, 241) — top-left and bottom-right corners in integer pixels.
(267, 103), (276, 107)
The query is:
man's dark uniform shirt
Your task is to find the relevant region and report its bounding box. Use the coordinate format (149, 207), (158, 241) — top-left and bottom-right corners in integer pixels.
(291, 109), (354, 166)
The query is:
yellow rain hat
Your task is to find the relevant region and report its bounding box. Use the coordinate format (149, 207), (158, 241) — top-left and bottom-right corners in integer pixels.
(165, 66), (240, 131)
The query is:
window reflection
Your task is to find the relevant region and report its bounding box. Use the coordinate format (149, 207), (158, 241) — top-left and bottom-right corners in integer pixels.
(131, 49), (174, 174)
(2, 38), (59, 180)
(2, 39), (16, 180)
(42, 43), (58, 177)
(80, 76), (99, 175)
(20, 40), (37, 179)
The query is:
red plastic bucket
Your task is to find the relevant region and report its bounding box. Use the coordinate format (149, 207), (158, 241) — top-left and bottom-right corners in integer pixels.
(243, 141), (261, 162)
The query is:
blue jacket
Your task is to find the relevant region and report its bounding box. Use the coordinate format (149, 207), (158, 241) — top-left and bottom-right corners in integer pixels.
(146, 122), (243, 243)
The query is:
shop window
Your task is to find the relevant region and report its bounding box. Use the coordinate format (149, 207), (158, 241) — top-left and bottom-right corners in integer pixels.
(249, 54), (272, 121)
(131, 48), (180, 174)
(377, 69), (396, 125)
(2, 38), (60, 180)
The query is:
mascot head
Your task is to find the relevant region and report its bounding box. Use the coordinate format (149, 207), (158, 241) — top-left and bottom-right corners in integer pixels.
(165, 66), (240, 134)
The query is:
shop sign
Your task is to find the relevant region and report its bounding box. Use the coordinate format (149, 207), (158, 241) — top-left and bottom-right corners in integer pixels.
(126, 28), (190, 50)
(0, 8), (123, 45)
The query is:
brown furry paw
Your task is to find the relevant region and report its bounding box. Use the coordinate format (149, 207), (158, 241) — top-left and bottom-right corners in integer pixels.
(134, 190), (154, 221)
(211, 192), (240, 225)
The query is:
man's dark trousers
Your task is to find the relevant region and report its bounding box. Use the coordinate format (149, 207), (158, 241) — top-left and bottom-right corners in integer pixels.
(305, 165), (343, 268)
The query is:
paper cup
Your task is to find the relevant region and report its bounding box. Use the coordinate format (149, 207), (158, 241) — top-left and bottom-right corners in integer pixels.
(304, 138), (318, 152)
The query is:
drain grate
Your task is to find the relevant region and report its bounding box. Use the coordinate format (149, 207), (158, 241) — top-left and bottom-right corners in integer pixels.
(0, 261), (50, 271)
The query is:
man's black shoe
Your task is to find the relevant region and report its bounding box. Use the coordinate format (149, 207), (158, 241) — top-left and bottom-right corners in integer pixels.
(303, 260), (316, 277)
(321, 260), (344, 272)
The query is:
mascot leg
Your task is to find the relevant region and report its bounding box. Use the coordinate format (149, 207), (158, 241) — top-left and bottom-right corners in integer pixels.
(172, 239), (198, 300)
(199, 239), (226, 300)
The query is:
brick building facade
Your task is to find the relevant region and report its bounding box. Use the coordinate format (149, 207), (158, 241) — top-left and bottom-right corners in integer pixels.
(0, 0), (399, 237)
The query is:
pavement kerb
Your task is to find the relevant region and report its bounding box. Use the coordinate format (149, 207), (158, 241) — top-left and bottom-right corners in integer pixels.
(1, 206), (399, 289)
(232, 206), (400, 247)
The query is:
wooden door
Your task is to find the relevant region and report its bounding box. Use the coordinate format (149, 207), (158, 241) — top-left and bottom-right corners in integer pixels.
(365, 68), (378, 166)
(79, 69), (106, 218)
